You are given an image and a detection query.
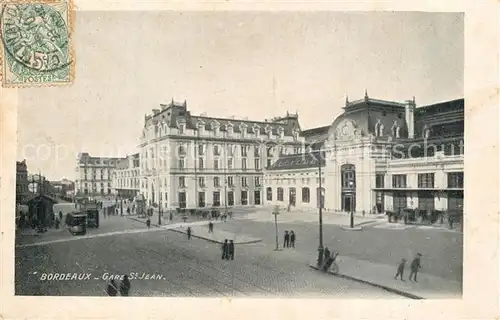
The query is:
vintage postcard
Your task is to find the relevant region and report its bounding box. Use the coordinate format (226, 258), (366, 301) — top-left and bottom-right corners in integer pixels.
(0, 0), (75, 87)
(1, 1), (498, 320)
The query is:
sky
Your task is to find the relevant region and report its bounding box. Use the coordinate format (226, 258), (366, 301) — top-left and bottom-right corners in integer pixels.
(17, 11), (464, 180)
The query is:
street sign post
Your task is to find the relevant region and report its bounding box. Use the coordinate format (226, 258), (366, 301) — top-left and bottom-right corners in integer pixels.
(272, 205), (280, 251)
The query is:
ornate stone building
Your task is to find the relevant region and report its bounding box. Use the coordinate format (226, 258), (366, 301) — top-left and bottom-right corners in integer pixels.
(75, 153), (126, 196)
(138, 99), (305, 209)
(111, 153), (141, 198)
(16, 159), (30, 204)
(265, 93), (464, 216)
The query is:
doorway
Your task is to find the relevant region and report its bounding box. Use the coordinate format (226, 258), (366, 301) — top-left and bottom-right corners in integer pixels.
(289, 188), (296, 206)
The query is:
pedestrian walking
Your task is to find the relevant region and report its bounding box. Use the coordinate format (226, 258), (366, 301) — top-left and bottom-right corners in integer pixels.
(394, 258), (406, 281)
(221, 239), (229, 260)
(127, 207), (130, 215)
(107, 280), (118, 296)
(283, 230), (290, 248)
(228, 240), (234, 260)
(119, 275), (131, 296)
(58, 211), (63, 222)
(290, 231), (296, 248)
(187, 226), (192, 240)
(409, 253), (422, 282)
(208, 221), (214, 233)
(146, 218), (151, 229)
(169, 212), (173, 222)
(323, 247), (331, 263)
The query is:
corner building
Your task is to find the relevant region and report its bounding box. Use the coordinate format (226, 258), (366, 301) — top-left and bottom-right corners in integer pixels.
(265, 94), (464, 216)
(139, 100), (305, 209)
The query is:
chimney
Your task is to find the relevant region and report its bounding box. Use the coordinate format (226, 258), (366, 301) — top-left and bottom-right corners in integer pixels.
(405, 98), (416, 139)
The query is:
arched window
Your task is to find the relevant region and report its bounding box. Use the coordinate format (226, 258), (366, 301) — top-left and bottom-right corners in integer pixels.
(302, 187), (310, 203)
(266, 187), (272, 201)
(277, 187), (284, 201)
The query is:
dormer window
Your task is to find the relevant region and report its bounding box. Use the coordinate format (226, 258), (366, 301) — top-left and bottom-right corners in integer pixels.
(197, 120), (206, 135)
(423, 125), (431, 139)
(265, 125), (272, 139)
(277, 126), (284, 139)
(226, 122), (234, 136)
(240, 123), (248, 138)
(211, 120), (220, 136)
(177, 120), (185, 135)
(253, 125), (261, 137)
(374, 120), (384, 137)
(391, 121), (400, 138)
(293, 129), (300, 141)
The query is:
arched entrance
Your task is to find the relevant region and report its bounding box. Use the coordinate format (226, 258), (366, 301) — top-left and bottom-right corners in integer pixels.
(341, 164), (356, 212)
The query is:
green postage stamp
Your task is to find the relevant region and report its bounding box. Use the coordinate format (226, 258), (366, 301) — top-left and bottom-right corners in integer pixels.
(0, 0), (74, 87)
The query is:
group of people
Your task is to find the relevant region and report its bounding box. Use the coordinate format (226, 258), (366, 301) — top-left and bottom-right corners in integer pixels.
(221, 239), (235, 260)
(283, 230), (296, 248)
(106, 275), (131, 296)
(394, 253), (423, 282)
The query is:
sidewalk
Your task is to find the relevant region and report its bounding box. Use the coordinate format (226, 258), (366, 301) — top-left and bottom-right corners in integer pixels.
(309, 255), (461, 299)
(236, 207), (383, 227)
(16, 227), (68, 238)
(127, 210), (211, 227)
(171, 225), (262, 245)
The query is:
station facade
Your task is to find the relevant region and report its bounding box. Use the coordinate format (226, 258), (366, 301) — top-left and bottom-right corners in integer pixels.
(265, 93), (464, 216)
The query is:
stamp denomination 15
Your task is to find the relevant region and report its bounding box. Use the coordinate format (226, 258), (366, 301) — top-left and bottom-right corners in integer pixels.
(0, 0), (73, 87)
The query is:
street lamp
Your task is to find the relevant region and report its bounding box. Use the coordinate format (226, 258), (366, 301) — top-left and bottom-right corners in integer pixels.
(272, 205), (280, 251)
(317, 155), (324, 267)
(349, 180), (354, 228)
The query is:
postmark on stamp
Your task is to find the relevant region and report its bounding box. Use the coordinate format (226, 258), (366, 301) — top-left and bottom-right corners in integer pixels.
(0, 0), (74, 87)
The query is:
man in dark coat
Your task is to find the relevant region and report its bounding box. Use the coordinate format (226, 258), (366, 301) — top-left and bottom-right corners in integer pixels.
(208, 221), (213, 233)
(221, 239), (229, 260)
(284, 230), (289, 248)
(290, 231), (296, 248)
(394, 258), (406, 281)
(228, 240), (235, 260)
(409, 253), (422, 282)
(107, 280), (118, 296)
(119, 275), (131, 296)
(187, 226), (192, 240)
(58, 211), (63, 222)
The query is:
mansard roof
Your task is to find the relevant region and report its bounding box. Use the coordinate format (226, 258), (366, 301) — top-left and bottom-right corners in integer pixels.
(268, 151), (325, 171)
(144, 99), (301, 137)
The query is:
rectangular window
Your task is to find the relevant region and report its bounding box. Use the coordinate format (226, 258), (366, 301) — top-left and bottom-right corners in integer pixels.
(418, 173), (435, 188)
(241, 190), (248, 205)
(178, 145), (186, 155)
(254, 158), (260, 170)
(266, 187), (272, 201)
(214, 159), (219, 170)
(214, 177), (220, 187)
(375, 174), (385, 188)
(254, 190), (261, 205)
(227, 145), (234, 156)
(254, 147), (260, 157)
(213, 191), (221, 206)
(214, 145), (221, 156)
(198, 177), (205, 188)
(241, 177), (248, 187)
(267, 147), (273, 157)
(179, 177), (185, 188)
(199, 157), (204, 169)
(447, 172), (464, 188)
(178, 159), (185, 169)
(198, 144), (204, 155)
(302, 187), (310, 203)
(228, 158), (233, 170)
(178, 125), (184, 135)
(198, 192), (205, 207)
(392, 174), (407, 188)
(242, 158), (247, 170)
(227, 176), (234, 187)
(178, 192), (186, 208)
(267, 159), (272, 168)
(277, 187), (284, 201)
(254, 177), (261, 187)
(241, 145), (248, 157)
